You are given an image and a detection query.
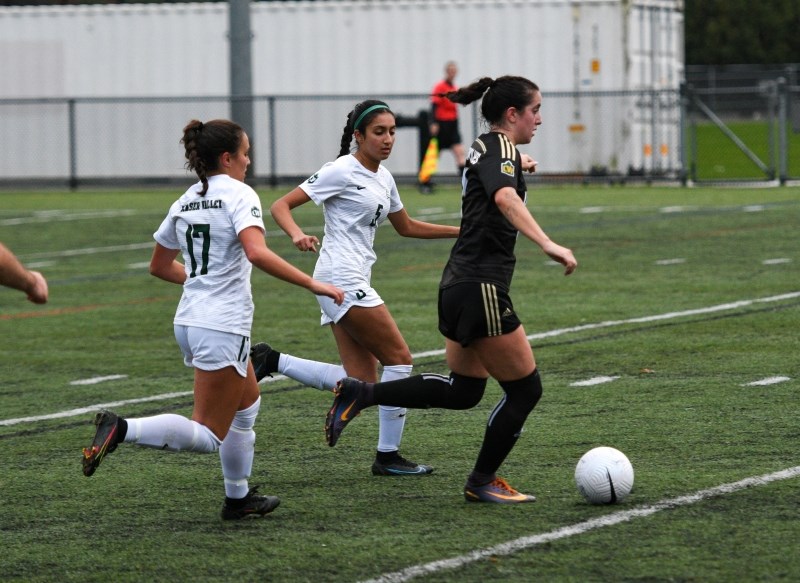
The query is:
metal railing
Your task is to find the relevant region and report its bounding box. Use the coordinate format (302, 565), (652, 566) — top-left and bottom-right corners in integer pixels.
(1, 87), (797, 189)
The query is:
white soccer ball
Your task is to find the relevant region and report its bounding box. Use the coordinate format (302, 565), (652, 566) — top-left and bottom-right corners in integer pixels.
(575, 446), (634, 504)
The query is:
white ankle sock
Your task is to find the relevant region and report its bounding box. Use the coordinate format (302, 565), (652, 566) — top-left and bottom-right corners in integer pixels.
(377, 364), (413, 453)
(124, 414), (221, 452)
(279, 353), (346, 392)
(220, 397), (261, 499)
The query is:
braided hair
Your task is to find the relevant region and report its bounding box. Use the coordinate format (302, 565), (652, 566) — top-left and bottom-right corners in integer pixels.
(181, 119), (244, 195)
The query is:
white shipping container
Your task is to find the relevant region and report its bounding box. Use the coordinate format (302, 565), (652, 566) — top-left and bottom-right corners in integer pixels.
(0, 0), (683, 180)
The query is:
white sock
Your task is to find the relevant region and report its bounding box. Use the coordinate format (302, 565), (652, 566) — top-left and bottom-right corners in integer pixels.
(279, 353), (346, 392)
(124, 414), (221, 453)
(220, 397), (261, 499)
(377, 364), (413, 453)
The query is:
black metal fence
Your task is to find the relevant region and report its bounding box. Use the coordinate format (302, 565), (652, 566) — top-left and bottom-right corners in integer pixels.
(1, 84), (798, 189)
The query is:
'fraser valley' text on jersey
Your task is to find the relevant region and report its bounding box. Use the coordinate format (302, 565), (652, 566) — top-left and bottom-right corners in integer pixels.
(153, 174), (266, 336)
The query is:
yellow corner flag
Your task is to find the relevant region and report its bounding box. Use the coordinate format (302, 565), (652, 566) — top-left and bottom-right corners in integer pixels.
(418, 137), (439, 183)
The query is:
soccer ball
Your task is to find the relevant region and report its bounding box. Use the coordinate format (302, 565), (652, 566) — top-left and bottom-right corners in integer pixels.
(575, 446), (634, 504)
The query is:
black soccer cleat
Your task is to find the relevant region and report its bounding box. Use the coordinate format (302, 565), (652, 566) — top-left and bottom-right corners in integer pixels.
(250, 342), (279, 382)
(221, 486), (280, 520)
(325, 377), (368, 447)
(371, 453), (434, 476)
(82, 410), (120, 477)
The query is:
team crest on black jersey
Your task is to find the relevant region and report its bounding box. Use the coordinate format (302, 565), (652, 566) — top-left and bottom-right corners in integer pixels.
(501, 160), (515, 177)
(467, 138), (486, 166)
(468, 147), (481, 165)
(251, 206), (261, 218)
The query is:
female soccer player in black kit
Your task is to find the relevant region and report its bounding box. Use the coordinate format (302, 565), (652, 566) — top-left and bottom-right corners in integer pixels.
(325, 75), (577, 503)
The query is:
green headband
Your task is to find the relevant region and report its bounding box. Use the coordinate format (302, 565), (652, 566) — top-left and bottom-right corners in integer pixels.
(353, 103), (389, 131)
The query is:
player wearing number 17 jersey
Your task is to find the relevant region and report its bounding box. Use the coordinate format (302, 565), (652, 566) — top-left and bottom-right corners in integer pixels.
(157, 173), (264, 337)
(80, 119), (343, 518)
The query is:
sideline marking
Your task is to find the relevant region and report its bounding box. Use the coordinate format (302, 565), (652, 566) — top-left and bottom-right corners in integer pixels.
(21, 241), (152, 260)
(571, 376), (620, 387)
(420, 290), (800, 359)
(0, 392), (191, 426)
(660, 205), (692, 213)
(655, 258), (686, 265)
(360, 466), (800, 583)
(762, 258), (790, 265)
(0, 209), (137, 227)
(70, 375), (128, 386)
(3, 291), (799, 427)
(743, 376), (791, 386)
(24, 261), (56, 269)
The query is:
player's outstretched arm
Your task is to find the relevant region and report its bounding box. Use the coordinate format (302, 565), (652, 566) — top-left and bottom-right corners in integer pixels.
(239, 227), (344, 304)
(0, 242), (49, 303)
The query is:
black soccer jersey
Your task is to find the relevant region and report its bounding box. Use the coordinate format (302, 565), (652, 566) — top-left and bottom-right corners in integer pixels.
(440, 132), (527, 291)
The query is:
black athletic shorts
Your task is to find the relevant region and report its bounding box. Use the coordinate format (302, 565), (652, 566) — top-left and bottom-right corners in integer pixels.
(435, 120), (462, 150)
(438, 282), (521, 347)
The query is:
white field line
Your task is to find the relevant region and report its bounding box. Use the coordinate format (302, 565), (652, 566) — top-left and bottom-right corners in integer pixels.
(18, 229), (312, 261)
(14, 212), (459, 262)
(69, 375), (128, 386)
(2, 291), (798, 427)
(0, 209), (137, 227)
(10, 203), (779, 261)
(360, 466), (800, 583)
(0, 392), (192, 426)
(571, 376), (620, 387)
(743, 376), (791, 386)
(23, 241), (153, 260)
(414, 290), (800, 359)
(655, 258), (686, 265)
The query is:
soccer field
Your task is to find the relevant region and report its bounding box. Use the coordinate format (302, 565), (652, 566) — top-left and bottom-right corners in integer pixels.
(1, 184), (798, 582)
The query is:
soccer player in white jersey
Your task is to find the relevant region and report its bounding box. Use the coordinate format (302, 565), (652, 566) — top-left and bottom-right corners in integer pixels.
(251, 100), (459, 476)
(81, 119), (344, 519)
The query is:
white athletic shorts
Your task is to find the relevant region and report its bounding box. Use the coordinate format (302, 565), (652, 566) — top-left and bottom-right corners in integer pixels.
(316, 285), (384, 326)
(174, 325), (250, 378)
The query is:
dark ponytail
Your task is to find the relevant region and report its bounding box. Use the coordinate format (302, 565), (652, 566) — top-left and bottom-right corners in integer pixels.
(442, 75), (539, 126)
(181, 119), (244, 195)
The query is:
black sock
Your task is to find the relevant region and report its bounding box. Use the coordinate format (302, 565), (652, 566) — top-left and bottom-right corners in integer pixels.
(265, 348), (280, 372)
(225, 494), (248, 507)
(466, 470), (496, 488)
(117, 418), (128, 443)
(375, 450), (400, 463)
(473, 369), (542, 476)
(372, 372), (486, 410)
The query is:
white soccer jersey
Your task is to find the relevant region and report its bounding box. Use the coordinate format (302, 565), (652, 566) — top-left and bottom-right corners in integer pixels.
(153, 174), (266, 336)
(300, 154), (403, 289)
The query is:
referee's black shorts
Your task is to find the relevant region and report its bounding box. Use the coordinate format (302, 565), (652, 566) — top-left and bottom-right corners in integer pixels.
(438, 282), (521, 347)
(435, 120), (462, 150)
